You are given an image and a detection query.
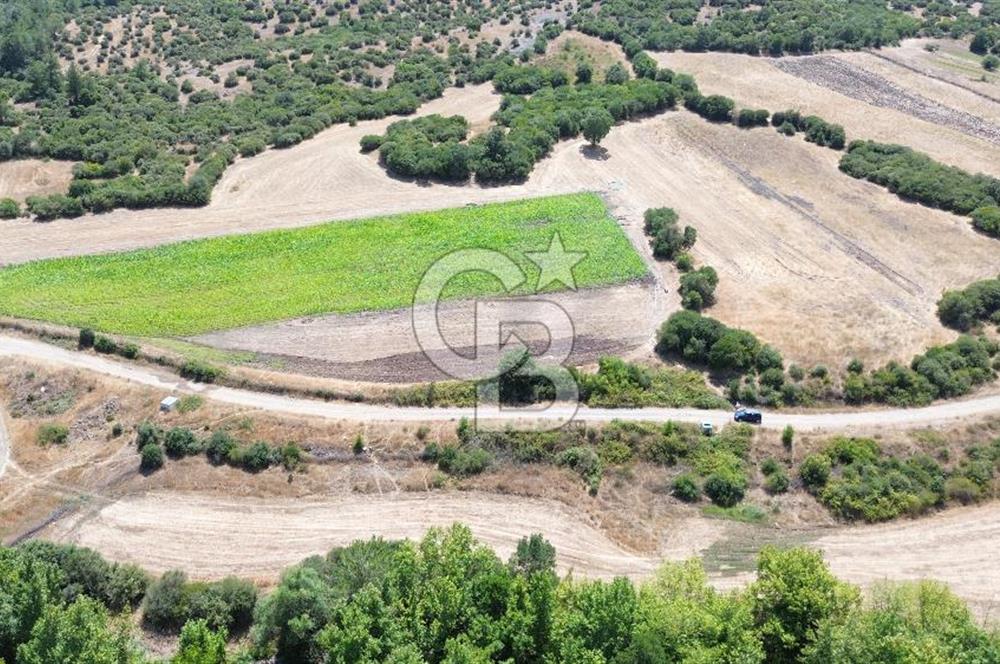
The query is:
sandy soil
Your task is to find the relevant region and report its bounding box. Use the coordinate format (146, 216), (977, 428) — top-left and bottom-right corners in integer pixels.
(0, 160), (75, 203)
(39, 487), (1000, 619)
(654, 49), (1000, 177)
(192, 282), (670, 382)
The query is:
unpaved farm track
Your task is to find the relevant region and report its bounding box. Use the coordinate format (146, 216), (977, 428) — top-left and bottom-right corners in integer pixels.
(773, 55), (1000, 146)
(2, 335), (1000, 432)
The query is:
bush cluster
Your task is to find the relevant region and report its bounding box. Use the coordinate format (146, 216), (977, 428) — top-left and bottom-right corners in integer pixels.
(134, 422), (304, 475)
(367, 69), (680, 183)
(937, 274), (1000, 331)
(771, 110), (846, 149)
(844, 335), (999, 407)
(801, 436), (1000, 522)
(840, 141), (1000, 236)
(143, 570), (257, 634)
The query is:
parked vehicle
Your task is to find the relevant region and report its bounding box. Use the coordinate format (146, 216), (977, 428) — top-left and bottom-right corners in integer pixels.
(734, 408), (762, 424)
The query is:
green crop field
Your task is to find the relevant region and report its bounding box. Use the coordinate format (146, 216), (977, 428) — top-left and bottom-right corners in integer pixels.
(0, 193), (647, 336)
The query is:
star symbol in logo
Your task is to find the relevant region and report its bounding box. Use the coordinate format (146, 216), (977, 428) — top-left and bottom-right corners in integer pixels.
(527, 232), (586, 292)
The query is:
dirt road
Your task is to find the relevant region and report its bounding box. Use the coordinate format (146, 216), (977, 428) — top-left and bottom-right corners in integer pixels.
(2, 334), (999, 432)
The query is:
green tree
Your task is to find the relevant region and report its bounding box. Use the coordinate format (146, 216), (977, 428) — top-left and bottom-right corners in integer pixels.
(575, 61), (593, 84)
(581, 108), (614, 146)
(509, 534), (556, 576)
(751, 547), (859, 663)
(16, 596), (140, 664)
(0, 548), (61, 662)
(172, 619), (228, 664)
(604, 62), (630, 84)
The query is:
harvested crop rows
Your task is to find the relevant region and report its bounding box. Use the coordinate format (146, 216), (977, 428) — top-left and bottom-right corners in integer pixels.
(772, 55), (1000, 146)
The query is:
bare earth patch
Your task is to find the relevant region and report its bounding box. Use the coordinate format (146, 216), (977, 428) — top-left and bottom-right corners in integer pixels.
(0, 160), (75, 203)
(46, 490), (675, 582)
(191, 283), (668, 382)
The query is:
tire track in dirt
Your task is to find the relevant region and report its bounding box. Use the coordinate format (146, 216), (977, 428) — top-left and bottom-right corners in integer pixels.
(772, 56), (1000, 146)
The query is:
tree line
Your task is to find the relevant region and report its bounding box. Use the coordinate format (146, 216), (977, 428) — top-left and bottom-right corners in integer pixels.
(4, 525), (1000, 663)
(839, 140), (1000, 239)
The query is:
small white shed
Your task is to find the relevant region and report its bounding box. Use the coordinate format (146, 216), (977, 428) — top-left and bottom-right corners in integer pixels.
(160, 396), (180, 413)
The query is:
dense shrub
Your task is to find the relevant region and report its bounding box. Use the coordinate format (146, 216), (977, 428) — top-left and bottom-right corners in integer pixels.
(16, 541), (148, 612)
(678, 266), (718, 311)
(800, 436), (1000, 522)
(180, 360), (223, 383)
(704, 470), (747, 507)
(937, 275), (1000, 331)
(643, 206), (697, 260)
(671, 473), (701, 502)
(140, 443), (165, 472)
(771, 110), (845, 148)
(144, 570), (257, 633)
(840, 141), (1000, 232)
(37, 423), (69, 446)
(684, 93), (734, 122)
(0, 197), (19, 219)
(848, 336), (999, 406)
(972, 206), (1000, 236)
(735, 108), (769, 128)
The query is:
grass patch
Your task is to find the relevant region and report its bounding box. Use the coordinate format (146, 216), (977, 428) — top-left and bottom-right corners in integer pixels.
(0, 194), (646, 336)
(702, 504), (769, 524)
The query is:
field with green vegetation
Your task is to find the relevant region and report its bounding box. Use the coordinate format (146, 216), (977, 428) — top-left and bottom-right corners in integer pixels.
(0, 193), (647, 336)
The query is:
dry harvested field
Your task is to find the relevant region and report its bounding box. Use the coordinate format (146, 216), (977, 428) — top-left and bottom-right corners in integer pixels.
(0, 159), (75, 203)
(35, 490), (1000, 619)
(44, 491), (668, 581)
(816, 502), (1000, 617)
(654, 47), (1000, 177)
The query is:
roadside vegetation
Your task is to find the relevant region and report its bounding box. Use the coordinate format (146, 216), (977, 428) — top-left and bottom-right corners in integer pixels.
(0, 194), (646, 335)
(133, 420), (304, 475)
(802, 435), (1000, 522)
(3, 527), (999, 663)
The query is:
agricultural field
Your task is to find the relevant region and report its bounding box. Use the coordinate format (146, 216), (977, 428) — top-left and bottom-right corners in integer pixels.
(0, 193), (647, 336)
(4, 1), (1000, 660)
